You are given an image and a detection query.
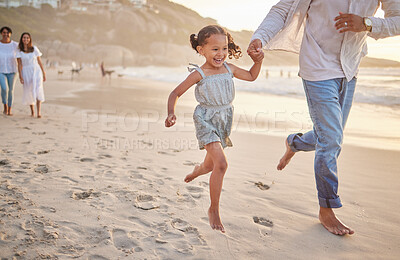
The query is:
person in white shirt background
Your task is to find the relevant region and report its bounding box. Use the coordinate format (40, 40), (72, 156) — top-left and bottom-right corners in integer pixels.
(0, 26), (18, 116)
(247, 0), (400, 236)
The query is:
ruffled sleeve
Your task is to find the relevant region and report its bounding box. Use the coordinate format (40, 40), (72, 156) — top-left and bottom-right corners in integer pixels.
(34, 46), (42, 57)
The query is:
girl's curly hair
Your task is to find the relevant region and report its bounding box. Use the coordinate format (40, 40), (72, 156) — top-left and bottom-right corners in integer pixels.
(190, 25), (242, 59)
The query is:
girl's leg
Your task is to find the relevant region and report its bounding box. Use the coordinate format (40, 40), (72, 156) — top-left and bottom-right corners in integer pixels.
(184, 152), (214, 182)
(30, 105), (34, 117)
(37, 100), (42, 118)
(204, 142), (228, 233)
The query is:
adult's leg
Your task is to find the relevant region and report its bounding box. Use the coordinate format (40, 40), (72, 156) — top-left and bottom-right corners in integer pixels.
(277, 78), (356, 170)
(204, 142), (228, 233)
(37, 100), (42, 118)
(302, 78), (354, 235)
(30, 105), (34, 117)
(185, 152), (214, 182)
(0, 73), (8, 114)
(6, 73), (16, 115)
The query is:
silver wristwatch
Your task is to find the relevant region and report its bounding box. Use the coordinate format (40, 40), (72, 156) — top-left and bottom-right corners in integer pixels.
(363, 17), (372, 32)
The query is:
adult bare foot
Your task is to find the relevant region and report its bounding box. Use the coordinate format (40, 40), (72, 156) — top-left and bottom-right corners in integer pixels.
(3, 104), (7, 114)
(208, 207), (225, 233)
(319, 207), (354, 236)
(184, 165), (201, 183)
(277, 139), (296, 170)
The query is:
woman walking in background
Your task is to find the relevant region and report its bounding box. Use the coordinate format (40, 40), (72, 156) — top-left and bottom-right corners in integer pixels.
(17, 32), (46, 118)
(0, 26), (18, 116)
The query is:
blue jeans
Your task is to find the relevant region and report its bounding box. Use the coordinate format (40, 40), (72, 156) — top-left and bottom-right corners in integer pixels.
(0, 72), (16, 107)
(287, 78), (356, 208)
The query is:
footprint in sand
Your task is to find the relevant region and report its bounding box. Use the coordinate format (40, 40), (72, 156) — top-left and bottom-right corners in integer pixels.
(34, 165), (49, 174)
(32, 131), (46, 135)
(98, 153), (112, 159)
(110, 229), (137, 250)
(253, 216), (273, 227)
(255, 182), (270, 190)
(71, 189), (100, 200)
(253, 216), (273, 236)
(0, 159), (11, 166)
(80, 158), (95, 162)
(171, 218), (198, 233)
(185, 186), (204, 199)
(37, 150), (50, 155)
(134, 194), (159, 210)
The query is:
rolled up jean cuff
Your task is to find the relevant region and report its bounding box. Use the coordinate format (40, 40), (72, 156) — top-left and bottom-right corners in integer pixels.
(318, 196), (342, 208)
(287, 133), (302, 152)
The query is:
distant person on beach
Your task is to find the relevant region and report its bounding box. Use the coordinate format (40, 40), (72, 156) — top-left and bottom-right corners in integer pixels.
(16, 32), (46, 118)
(165, 25), (263, 233)
(0, 26), (18, 116)
(248, 0), (400, 236)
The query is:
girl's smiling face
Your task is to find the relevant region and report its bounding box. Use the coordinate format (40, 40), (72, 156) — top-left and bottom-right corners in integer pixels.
(197, 34), (228, 68)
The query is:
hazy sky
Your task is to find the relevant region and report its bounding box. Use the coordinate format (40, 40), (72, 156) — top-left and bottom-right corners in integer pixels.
(170, 0), (400, 62)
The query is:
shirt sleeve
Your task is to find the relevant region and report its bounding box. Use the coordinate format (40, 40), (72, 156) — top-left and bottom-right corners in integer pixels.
(15, 50), (21, 59)
(250, 0), (294, 47)
(368, 0), (400, 40)
(34, 46), (42, 57)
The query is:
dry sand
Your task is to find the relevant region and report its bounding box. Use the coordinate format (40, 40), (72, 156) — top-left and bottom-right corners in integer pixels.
(1, 68), (399, 259)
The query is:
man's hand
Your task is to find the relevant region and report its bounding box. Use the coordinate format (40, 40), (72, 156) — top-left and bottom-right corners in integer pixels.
(335, 12), (368, 33)
(247, 39), (264, 63)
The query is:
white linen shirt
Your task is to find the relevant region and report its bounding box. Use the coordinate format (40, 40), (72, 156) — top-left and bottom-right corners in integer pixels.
(0, 41), (18, 73)
(251, 0), (400, 82)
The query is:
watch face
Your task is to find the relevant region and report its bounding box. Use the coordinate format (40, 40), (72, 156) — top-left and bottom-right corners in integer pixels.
(365, 18), (372, 26)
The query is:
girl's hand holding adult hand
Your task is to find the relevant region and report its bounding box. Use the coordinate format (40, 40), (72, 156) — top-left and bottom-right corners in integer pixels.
(335, 12), (368, 33)
(19, 77), (24, 84)
(247, 39), (264, 63)
(165, 114), (176, 127)
(43, 73), (46, 82)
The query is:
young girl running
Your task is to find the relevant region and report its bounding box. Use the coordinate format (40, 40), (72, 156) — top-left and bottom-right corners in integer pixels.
(165, 25), (263, 233)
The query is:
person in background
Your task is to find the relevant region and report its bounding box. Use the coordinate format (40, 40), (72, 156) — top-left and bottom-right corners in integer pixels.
(0, 26), (18, 116)
(16, 32), (46, 118)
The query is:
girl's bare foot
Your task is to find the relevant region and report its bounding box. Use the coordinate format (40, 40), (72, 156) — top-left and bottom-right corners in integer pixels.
(277, 139), (296, 170)
(37, 115), (42, 118)
(319, 207), (354, 236)
(184, 165), (201, 183)
(208, 207), (225, 233)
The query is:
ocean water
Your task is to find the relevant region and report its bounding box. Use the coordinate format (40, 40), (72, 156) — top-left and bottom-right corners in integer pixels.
(119, 65), (400, 108)
(114, 65), (400, 150)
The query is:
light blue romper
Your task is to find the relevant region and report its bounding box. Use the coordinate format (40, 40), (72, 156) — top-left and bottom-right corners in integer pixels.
(189, 62), (235, 150)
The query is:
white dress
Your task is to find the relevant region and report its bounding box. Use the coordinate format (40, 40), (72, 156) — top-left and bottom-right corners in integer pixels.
(16, 46), (45, 105)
